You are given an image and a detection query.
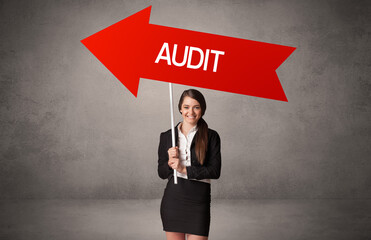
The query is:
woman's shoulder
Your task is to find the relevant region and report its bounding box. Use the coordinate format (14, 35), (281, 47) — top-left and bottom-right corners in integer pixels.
(159, 122), (181, 137)
(207, 128), (220, 139)
(160, 128), (172, 136)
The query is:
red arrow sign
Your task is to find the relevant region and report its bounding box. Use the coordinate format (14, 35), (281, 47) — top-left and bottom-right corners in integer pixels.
(81, 6), (295, 101)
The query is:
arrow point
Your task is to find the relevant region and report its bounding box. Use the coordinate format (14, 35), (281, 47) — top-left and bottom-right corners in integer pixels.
(280, 93), (288, 102)
(141, 5), (152, 17)
(81, 6), (152, 97)
(266, 87), (288, 102)
(121, 76), (140, 97)
(124, 5), (152, 24)
(271, 72), (288, 102)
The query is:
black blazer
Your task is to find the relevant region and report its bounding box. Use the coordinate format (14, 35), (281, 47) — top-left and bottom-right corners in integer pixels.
(157, 123), (221, 180)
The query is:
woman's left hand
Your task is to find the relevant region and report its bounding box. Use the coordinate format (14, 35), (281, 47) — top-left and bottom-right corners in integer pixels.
(169, 158), (185, 173)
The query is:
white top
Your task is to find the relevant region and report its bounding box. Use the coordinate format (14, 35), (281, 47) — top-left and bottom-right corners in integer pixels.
(176, 123), (211, 184)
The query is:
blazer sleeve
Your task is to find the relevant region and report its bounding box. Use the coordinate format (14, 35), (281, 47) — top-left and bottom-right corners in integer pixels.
(158, 132), (173, 179)
(186, 131), (221, 180)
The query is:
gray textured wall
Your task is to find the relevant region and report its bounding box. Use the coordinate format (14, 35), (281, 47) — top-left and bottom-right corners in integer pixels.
(0, 0), (370, 199)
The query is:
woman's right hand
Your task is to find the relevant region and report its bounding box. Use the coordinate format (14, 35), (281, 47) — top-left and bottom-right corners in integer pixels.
(168, 147), (179, 169)
(168, 146), (179, 159)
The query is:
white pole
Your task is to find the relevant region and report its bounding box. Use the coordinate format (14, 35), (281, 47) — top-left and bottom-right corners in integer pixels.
(168, 83), (177, 184)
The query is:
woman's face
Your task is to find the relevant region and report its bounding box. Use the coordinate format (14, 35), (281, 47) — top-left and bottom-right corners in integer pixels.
(180, 96), (202, 126)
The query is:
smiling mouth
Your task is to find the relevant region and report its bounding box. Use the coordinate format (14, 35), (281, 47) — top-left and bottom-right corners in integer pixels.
(187, 115), (196, 119)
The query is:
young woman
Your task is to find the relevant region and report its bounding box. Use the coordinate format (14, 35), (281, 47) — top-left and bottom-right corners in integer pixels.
(158, 89), (222, 240)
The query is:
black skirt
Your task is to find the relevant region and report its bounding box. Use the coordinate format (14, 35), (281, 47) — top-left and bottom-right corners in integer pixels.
(160, 176), (211, 237)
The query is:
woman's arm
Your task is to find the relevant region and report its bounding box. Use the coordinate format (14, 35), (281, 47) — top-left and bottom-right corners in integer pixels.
(158, 132), (173, 179)
(186, 131), (221, 180)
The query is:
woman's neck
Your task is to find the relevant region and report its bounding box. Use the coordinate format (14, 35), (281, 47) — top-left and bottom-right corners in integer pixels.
(180, 121), (196, 136)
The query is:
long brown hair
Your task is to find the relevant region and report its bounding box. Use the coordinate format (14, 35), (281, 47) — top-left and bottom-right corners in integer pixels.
(178, 89), (208, 165)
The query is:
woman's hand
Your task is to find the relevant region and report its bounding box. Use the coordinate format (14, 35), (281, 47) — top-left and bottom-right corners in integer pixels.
(168, 147), (185, 173)
(168, 146), (179, 159)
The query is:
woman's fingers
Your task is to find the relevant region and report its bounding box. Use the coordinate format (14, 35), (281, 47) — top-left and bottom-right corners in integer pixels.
(168, 157), (180, 169)
(167, 147), (179, 158)
(168, 147), (180, 169)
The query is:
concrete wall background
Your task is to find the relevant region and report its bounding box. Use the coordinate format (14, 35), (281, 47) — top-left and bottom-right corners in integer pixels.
(0, 0), (370, 199)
